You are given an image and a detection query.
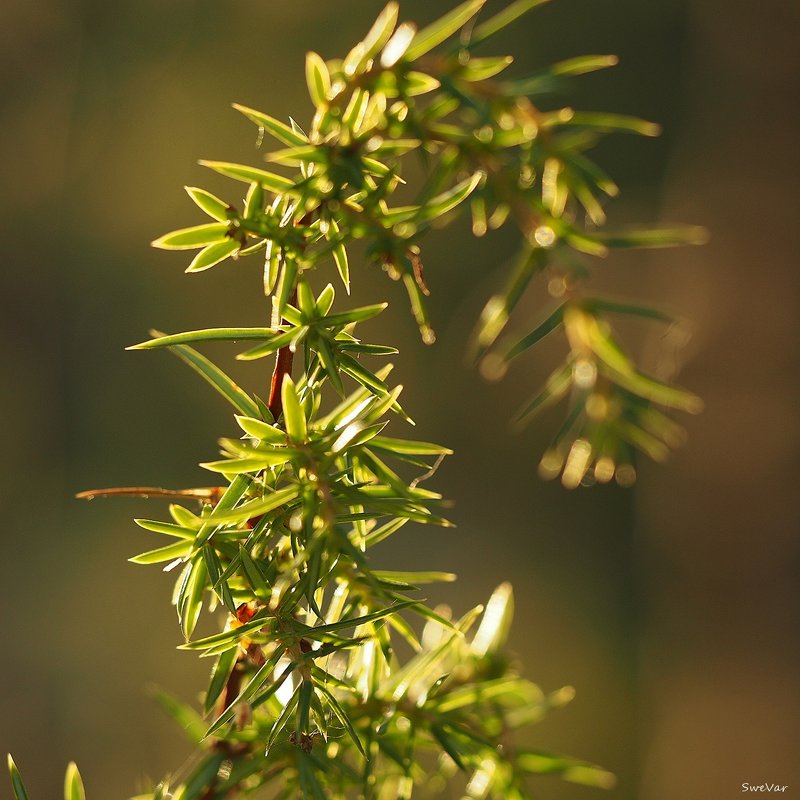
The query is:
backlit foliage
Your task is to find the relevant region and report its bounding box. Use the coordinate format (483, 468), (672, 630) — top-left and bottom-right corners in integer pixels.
(8, 1), (701, 797)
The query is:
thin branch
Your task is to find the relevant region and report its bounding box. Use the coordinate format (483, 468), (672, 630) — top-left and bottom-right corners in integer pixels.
(75, 486), (224, 502)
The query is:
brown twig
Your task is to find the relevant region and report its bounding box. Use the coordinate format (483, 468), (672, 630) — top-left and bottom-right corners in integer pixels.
(267, 335), (295, 422)
(266, 210), (316, 421)
(75, 486), (224, 502)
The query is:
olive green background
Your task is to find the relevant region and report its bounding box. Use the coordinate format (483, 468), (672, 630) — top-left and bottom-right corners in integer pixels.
(1, 1), (798, 798)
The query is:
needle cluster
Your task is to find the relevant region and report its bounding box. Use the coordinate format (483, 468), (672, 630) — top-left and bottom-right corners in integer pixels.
(7, 1), (702, 797)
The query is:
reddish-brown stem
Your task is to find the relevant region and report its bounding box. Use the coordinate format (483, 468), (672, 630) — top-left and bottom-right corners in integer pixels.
(267, 342), (294, 421)
(266, 287), (298, 421)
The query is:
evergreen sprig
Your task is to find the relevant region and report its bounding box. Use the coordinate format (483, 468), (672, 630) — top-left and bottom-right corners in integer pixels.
(148, 0), (704, 488)
(8, 1), (702, 797)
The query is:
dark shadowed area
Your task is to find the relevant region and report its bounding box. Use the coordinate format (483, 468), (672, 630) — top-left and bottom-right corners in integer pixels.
(1, 1), (798, 799)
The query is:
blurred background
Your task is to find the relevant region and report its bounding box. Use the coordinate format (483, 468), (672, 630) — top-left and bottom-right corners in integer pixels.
(1, 0), (798, 798)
